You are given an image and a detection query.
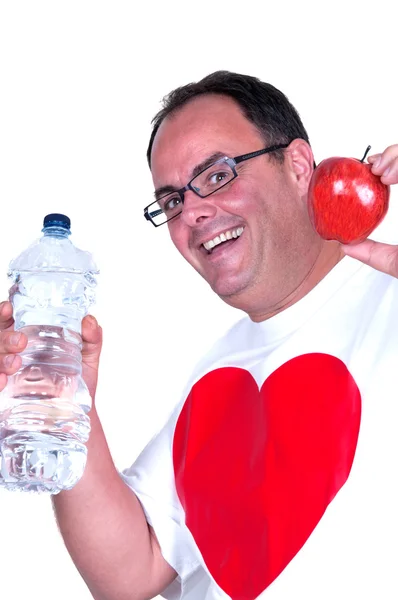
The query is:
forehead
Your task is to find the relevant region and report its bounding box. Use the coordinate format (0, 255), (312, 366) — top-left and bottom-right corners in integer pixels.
(150, 95), (264, 183)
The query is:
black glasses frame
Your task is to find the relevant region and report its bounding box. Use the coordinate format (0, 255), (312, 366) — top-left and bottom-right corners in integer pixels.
(144, 143), (290, 227)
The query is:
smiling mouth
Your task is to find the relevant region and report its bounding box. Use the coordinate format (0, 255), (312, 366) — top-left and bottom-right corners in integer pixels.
(202, 227), (244, 254)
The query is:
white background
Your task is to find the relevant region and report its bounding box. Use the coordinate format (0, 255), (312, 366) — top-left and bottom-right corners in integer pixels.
(0, 1), (397, 599)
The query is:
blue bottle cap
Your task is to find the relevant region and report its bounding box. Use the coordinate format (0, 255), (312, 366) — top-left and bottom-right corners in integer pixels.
(43, 214), (71, 231)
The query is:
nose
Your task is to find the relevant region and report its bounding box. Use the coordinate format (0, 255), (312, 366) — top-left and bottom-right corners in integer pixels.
(180, 190), (217, 226)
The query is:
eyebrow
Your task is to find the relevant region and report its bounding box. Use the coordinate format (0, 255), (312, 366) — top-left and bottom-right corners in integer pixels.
(154, 151), (227, 200)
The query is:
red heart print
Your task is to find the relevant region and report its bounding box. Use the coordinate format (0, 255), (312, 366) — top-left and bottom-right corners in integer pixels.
(173, 353), (361, 600)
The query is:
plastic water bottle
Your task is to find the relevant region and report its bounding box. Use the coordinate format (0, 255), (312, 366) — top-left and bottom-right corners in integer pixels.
(0, 214), (98, 494)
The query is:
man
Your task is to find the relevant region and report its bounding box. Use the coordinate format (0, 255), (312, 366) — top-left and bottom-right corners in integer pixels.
(0, 71), (397, 599)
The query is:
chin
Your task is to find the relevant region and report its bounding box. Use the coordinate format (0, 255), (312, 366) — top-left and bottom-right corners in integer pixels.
(209, 273), (252, 302)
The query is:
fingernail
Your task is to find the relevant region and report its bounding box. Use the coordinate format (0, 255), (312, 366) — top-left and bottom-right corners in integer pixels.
(0, 302), (7, 315)
(4, 355), (16, 368)
(86, 315), (98, 328)
(9, 333), (21, 346)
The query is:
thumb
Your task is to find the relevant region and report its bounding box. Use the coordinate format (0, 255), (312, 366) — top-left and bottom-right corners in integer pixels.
(81, 314), (103, 368)
(341, 239), (398, 278)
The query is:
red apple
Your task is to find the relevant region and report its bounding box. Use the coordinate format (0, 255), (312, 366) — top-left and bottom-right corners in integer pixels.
(308, 146), (390, 244)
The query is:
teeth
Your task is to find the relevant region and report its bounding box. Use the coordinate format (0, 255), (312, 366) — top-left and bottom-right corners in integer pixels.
(203, 227), (244, 252)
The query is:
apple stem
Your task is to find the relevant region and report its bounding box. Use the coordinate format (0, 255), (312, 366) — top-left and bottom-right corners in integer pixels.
(360, 145), (372, 163)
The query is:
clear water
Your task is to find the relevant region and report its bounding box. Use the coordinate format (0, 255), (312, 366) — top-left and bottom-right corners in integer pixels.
(0, 432), (87, 493)
(0, 263), (96, 494)
(0, 324), (92, 494)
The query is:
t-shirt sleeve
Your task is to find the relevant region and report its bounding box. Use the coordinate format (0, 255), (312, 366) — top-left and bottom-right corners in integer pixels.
(120, 404), (201, 599)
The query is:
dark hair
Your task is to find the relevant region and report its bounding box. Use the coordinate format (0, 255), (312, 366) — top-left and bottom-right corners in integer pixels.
(147, 70), (310, 167)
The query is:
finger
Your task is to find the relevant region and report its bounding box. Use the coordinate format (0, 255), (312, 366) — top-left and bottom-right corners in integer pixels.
(81, 315), (102, 368)
(0, 331), (28, 354)
(368, 144), (398, 176)
(379, 156), (398, 186)
(0, 301), (14, 331)
(367, 153), (381, 164)
(0, 353), (22, 375)
(82, 315), (102, 344)
(0, 331), (27, 376)
(341, 239), (398, 277)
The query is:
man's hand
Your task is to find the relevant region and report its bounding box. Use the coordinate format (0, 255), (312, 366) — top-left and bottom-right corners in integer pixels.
(342, 144), (398, 277)
(0, 300), (102, 403)
(0, 301), (27, 391)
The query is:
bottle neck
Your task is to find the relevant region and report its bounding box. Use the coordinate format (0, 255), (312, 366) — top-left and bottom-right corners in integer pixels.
(42, 226), (71, 239)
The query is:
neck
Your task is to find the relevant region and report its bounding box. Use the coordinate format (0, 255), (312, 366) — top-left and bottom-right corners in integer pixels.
(241, 241), (344, 323)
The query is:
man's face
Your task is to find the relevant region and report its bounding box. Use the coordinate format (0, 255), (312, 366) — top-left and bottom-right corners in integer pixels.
(150, 95), (321, 315)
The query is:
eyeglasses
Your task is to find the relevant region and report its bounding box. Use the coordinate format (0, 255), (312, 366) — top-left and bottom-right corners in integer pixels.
(144, 143), (289, 227)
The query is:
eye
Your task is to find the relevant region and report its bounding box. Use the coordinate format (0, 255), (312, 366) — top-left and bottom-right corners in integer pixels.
(163, 195), (182, 213)
(208, 171), (230, 186)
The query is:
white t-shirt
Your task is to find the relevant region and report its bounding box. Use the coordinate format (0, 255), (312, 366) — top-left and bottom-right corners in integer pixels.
(122, 256), (398, 599)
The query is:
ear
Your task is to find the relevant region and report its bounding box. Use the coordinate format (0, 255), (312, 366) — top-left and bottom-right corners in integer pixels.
(284, 139), (314, 196)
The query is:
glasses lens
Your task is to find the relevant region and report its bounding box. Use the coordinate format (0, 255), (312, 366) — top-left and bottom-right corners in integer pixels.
(148, 193), (183, 226)
(191, 160), (234, 197)
(146, 202), (166, 226)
